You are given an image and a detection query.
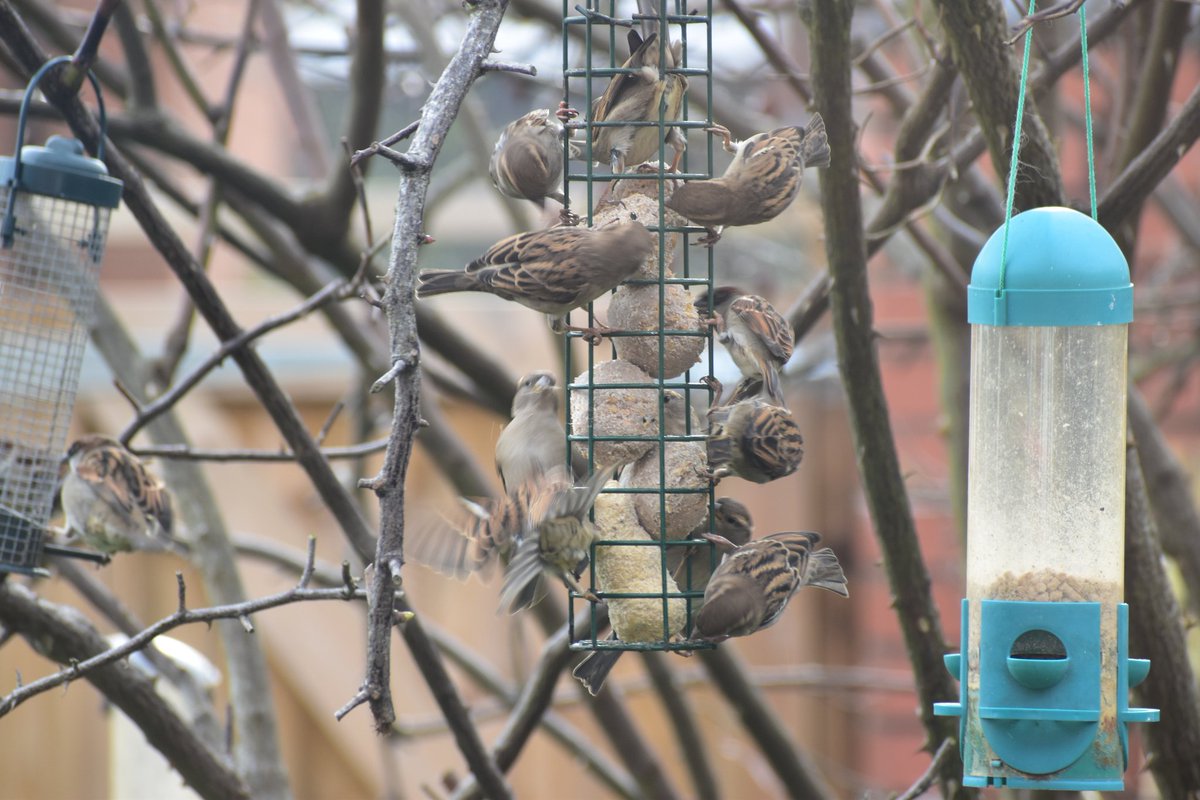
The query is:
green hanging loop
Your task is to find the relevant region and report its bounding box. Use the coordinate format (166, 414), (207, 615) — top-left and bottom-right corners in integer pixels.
(997, 0), (1037, 294)
(999, 1), (1101, 289)
(1081, 3), (1098, 220)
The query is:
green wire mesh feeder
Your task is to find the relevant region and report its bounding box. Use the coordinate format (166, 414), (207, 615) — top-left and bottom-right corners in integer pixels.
(0, 56), (123, 576)
(559, 0), (721, 663)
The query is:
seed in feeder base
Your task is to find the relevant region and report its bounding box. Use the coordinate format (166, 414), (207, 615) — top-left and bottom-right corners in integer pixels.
(591, 485), (688, 644)
(570, 359), (663, 469)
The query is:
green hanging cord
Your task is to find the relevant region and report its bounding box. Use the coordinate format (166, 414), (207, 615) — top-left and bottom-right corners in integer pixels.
(998, 0), (1037, 294)
(1080, 3), (1098, 220)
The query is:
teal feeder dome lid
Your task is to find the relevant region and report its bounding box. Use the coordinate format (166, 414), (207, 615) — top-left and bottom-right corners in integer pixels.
(0, 134), (122, 209)
(968, 207), (1132, 327)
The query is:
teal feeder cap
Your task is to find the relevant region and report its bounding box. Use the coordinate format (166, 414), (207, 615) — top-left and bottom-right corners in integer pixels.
(968, 207), (1132, 326)
(0, 135), (123, 209)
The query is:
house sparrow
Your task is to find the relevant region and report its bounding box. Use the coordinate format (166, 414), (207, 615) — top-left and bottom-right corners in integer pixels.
(490, 107), (581, 222)
(59, 434), (181, 556)
(694, 530), (847, 641)
(706, 394), (804, 484)
(697, 287), (794, 405)
(666, 115), (830, 245)
(669, 496), (754, 592)
(416, 222), (653, 343)
(495, 371), (566, 494)
(408, 470), (570, 580)
(499, 465), (616, 613)
(591, 31), (687, 174)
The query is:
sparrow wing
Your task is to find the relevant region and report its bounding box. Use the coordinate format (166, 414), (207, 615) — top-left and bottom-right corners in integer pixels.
(75, 444), (172, 536)
(665, 180), (738, 227)
(591, 33), (659, 130)
(744, 401), (804, 481)
(728, 295), (794, 363)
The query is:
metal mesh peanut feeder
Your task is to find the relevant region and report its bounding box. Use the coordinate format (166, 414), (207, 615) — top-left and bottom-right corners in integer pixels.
(561, 0), (718, 654)
(0, 57), (122, 576)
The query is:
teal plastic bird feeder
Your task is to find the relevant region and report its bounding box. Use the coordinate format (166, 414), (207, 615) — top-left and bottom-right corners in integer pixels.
(935, 207), (1159, 789)
(0, 57), (122, 575)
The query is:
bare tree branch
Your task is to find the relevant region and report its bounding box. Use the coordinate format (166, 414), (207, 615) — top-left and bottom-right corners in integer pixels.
(1124, 444), (1200, 798)
(0, 544), (363, 718)
(930, 0), (1065, 210)
(0, 581), (252, 800)
(348, 2), (515, 797)
(698, 647), (834, 799)
(1128, 389), (1200, 619)
(807, 3), (966, 798)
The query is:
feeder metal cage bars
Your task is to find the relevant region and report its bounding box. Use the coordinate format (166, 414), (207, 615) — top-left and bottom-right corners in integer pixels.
(562, 0), (718, 653)
(0, 56), (122, 576)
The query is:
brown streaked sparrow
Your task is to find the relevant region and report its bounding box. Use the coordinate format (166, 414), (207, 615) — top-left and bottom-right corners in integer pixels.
(669, 496), (754, 592)
(500, 465), (616, 613)
(694, 530), (847, 641)
(591, 31), (687, 174)
(495, 371), (567, 494)
(60, 435), (181, 556)
(407, 469), (571, 581)
(666, 115), (830, 245)
(706, 392), (804, 484)
(416, 222), (653, 343)
(697, 286), (794, 406)
(490, 107), (581, 222)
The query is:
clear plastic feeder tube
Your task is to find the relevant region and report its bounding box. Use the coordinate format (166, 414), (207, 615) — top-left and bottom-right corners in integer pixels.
(966, 323), (1127, 607)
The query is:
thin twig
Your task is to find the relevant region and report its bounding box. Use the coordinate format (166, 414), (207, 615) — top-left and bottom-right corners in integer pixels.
(0, 581), (252, 800)
(722, 0), (811, 104)
(118, 273), (368, 444)
(893, 738), (954, 800)
(129, 438), (390, 463)
(1004, 0), (1085, 45)
(152, 0), (261, 387)
(479, 59), (536, 75)
(0, 555), (366, 718)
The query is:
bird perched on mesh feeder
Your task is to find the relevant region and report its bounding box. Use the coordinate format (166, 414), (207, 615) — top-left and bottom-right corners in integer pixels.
(409, 474), (562, 582)
(666, 115), (830, 245)
(697, 286), (794, 406)
(59, 434), (182, 557)
(695, 530), (847, 641)
(669, 496), (754, 592)
(706, 389), (805, 484)
(490, 105), (582, 224)
(495, 371), (567, 494)
(409, 465), (615, 613)
(499, 464), (616, 613)
(416, 222), (653, 344)
(591, 30), (687, 174)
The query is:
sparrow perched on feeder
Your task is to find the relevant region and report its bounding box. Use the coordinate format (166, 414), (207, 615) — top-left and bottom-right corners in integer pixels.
(59, 434), (182, 556)
(416, 222), (653, 343)
(706, 392), (804, 484)
(697, 287), (794, 405)
(669, 496), (754, 591)
(666, 115), (830, 245)
(694, 530), (847, 641)
(495, 371), (567, 494)
(408, 475), (562, 581)
(490, 106), (582, 222)
(499, 465), (616, 613)
(592, 30), (688, 174)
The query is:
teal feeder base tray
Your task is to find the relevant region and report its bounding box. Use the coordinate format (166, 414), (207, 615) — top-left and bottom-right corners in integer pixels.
(935, 599), (1158, 790)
